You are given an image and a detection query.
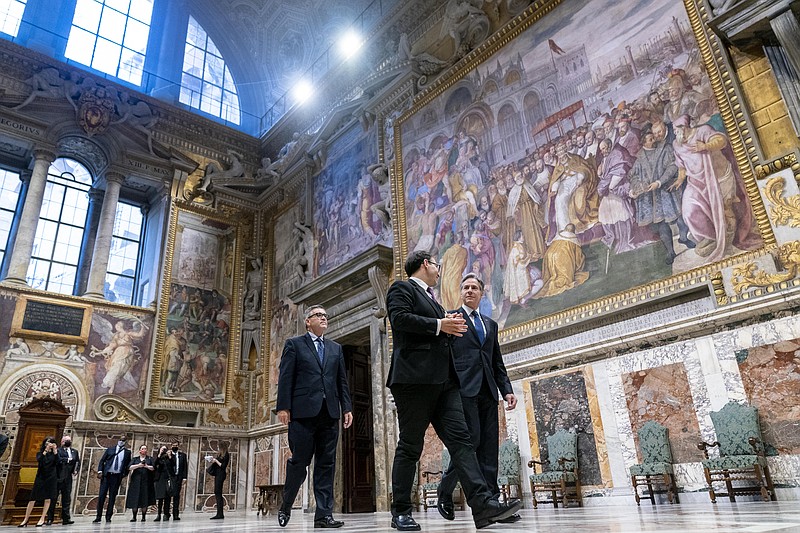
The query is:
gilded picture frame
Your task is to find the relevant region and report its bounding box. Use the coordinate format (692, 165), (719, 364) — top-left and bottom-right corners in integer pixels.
(148, 200), (243, 407)
(392, 0), (775, 342)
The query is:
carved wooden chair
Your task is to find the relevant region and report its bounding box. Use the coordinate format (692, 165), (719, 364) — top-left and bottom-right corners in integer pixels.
(497, 439), (522, 502)
(698, 401), (777, 503)
(630, 421), (679, 505)
(528, 429), (582, 508)
(419, 449), (463, 511)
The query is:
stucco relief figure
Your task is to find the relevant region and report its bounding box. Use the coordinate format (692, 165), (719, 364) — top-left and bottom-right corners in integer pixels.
(199, 149), (246, 193)
(708, 0), (743, 15)
(243, 258), (264, 321)
(293, 222), (315, 279)
(6, 337), (31, 358)
(12, 67), (71, 111)
(276, 132), (301, 165)
(440, 0), (490, 60)
(89, 314), (149, 395)
(368, 163), (392, 232)
(112, 92), (159, 154)
(256, 157), (280, 186)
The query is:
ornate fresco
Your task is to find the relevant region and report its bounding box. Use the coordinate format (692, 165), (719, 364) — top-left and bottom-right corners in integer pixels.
(395, 0), (765, 331)
(312, 123), (390, 277)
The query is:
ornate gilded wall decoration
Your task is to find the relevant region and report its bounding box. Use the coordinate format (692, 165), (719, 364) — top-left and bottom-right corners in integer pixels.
(731, 241), (800, 293)
(764, 177), (800, 228)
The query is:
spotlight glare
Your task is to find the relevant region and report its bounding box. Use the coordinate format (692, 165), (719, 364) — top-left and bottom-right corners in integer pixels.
(339, 30), (363, 59)
(293, 80), (313, 104)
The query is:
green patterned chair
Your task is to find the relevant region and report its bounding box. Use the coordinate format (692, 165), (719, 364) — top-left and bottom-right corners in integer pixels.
(698, 401), (776, 503)
(528, 429), (582, 508)
(497, 439), (522, 501)
(419, 449), (463, 511)
(630, 421), (679, 505)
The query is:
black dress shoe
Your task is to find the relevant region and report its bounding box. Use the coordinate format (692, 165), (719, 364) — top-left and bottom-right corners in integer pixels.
(210, 515), (224, 519)
(391, 514), (421, 531)
(173, 516), (180, 520)
(437, 498), (455, 521)
(92, 518), (101, 524)
(44, 521), (52, 526)
(62, 520), (74, 525)
(473, 498), (523, 529)
(314, 515), (344, 528)
(277, 509), (290, 528)
(496, 513), (522, 523)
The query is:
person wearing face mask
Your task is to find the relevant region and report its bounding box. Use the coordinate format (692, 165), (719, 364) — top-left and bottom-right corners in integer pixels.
(165, 440), (187, 520)
(94, 435), (132, 523)
(125, 444), (155, 522)
(45, 435), (80, 525)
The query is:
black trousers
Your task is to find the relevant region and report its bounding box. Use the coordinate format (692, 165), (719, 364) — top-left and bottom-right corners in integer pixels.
(439, 387), (501, 500)
(96, 473), (123, 520)
(214, 473), (226, 516)
(165, 478), (182, 518)
(46, 478), (73, 521)
(281, 405), (339, 520)
(390, 379), (492, 516)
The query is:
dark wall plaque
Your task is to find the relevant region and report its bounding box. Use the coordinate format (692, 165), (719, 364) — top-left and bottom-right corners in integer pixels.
(11, 295), (92, 344)
(21, 300), (86, 337)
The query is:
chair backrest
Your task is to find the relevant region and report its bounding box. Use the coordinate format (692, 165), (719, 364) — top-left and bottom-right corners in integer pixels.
(498, 439), (520, 477)
(709, 401), (764, 456)
(636, 421), (673, 464)
(441, 448), (451, 471)
(545, 429), (577, 471)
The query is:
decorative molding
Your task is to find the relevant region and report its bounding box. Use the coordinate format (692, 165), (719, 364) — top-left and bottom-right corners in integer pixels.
(764, 175), (800, 227)
(731, 240), (800, 293)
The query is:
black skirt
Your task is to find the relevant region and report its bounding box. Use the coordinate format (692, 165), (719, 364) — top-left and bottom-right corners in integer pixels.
(29, 452), (58, 502)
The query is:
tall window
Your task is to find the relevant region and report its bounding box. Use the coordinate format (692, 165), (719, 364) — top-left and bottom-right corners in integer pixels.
(105, 201), (142, 305)
(27, 158), (91, 295)
(179, 15), (240, 125)
(0, 0), (27, 37)
(0, 168), (22, 267)
(65, 0), (154, 85)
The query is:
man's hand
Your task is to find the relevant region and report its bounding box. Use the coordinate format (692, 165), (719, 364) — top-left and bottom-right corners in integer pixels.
(441, 314), (468, 336)
(504, 393), (517, 410)
(277, 409), (291, 425)
(96, 471), (102, 480)
(343, 412), (353, 429)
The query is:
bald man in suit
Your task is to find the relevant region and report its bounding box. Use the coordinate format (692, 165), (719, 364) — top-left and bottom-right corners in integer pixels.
(385, 251), (522, 531)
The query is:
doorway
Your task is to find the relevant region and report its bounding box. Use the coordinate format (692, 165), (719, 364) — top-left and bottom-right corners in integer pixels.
(341, 344), (376, 513)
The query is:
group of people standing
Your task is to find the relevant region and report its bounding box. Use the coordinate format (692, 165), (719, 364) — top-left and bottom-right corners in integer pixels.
(274, 250), (520, 530)
(19, 436), (229, 526)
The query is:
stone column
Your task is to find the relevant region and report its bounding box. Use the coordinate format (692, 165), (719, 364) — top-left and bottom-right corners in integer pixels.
(83, 172), (125, 299)
(74, 187), (105, 295)
(0, 170), (31, 279)
(2, 149), (56, 286)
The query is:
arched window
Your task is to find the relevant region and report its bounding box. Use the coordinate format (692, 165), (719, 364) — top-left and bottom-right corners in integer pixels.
(65, 0), (154, 85)
(0, 168), (22, 267)
(27, 158), (92, 295)
(105, 201), (143, 304)
(179, 15), (240, 125)
(0, 0), (27, 37)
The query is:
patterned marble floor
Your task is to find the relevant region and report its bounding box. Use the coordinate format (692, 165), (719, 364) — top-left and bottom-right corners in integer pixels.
(17, 502), (800, 532)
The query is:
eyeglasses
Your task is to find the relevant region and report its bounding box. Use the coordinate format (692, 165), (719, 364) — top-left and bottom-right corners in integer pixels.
(427, 260), (441, 270)
(309, 312), (329, 319)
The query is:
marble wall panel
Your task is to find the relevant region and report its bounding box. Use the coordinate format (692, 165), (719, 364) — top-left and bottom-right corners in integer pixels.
(621, 362), (703, 463)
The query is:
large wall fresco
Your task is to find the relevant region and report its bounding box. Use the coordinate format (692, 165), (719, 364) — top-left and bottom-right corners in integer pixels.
(738, 338), (800, 455)
(621, 363), (703, 463)
(312, 123), (390, 277)
(397, 0), (763, 330)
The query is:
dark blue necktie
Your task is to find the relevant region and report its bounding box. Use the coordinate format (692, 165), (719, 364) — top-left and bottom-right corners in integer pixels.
(472, 310), (485, 343)
(315, 338), (325, 364)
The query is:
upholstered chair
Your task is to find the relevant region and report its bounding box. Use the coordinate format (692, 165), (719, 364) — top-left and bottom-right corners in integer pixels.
(528, 429), (582, 508)
(419, 449), (463, 511)
(629, 421), (679, 505)
(698, 401), (777, 503)
(497, 439), (522, 501)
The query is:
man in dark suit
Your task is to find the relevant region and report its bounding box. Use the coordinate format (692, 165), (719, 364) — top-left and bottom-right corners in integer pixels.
(436, 273), (520, 523)
(386, 251), (522, 531)
(276, 305), (353, 529)
(165, 440), (188, 520)
(45, 435), (80, 525)
(94, 435), (132, 523)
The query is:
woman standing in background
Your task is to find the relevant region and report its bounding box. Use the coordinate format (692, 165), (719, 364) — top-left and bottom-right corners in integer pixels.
(125, 444), (155, 521)
(208, 442), (229, 519)
(18, 436), (58, 527)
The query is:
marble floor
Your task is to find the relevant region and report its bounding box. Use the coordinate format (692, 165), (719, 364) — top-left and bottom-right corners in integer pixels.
(16, 502), (800, 532)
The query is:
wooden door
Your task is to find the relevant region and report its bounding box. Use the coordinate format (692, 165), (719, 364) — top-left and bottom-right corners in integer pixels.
(341, 345), (375, 513)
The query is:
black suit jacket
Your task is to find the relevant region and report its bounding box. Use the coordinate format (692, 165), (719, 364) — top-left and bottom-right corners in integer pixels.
(449, 307), (513, 399)
(55, 446), (80, 482)
(386, 279), (452, 387)
(276, 333), (352, 419)
(97, 445), (132, 477)
(171, 450), (188, 481)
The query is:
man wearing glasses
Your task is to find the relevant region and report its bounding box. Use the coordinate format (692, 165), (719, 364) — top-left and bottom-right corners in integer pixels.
(385, 251), (522, 530)
(275, 305), (353, 529)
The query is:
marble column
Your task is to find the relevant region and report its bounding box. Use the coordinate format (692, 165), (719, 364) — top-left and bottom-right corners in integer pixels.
(0, 170), (31, 279)
(74, 187), (105, 295)
(83, 172), (125, 299)
(2, 148), (56, 286)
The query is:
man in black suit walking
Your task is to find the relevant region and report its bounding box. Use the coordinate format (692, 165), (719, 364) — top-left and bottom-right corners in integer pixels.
(436, 273), (520, 523)
(276, 305), (353, 529)
(94, 435), (132, 523)
(46, 435), (80, 525)
(165, 440), (188, 520)
(386, 251), (522, 531)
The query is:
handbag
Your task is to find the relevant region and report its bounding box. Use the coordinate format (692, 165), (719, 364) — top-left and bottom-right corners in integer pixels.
(206, 461), (219, 476)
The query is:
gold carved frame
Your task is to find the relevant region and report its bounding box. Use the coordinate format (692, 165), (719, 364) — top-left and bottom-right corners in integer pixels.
(148, 199), (243, 408)
(391, 0), (776, 343)
(10, 294), (92, 345)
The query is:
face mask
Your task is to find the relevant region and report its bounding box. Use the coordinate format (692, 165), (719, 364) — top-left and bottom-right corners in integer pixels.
(63, 441), (71, 447)
(172, 447), (178, 452)
(118, 440), (126, 447)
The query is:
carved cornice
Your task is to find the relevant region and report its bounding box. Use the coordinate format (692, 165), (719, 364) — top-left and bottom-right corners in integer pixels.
(731, 240), (800, 293)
